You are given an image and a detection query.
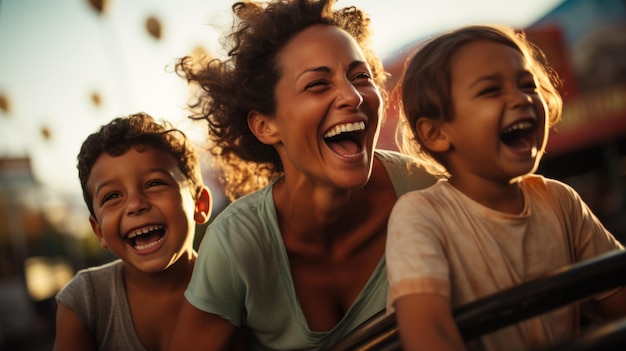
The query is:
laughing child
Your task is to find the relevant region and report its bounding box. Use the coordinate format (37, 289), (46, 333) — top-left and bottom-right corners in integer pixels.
(386, 24), (625, 351)
(54, 113), (211, 351)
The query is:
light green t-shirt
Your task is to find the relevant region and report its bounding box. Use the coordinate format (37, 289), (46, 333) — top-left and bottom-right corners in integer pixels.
(185, 150), (434, 350)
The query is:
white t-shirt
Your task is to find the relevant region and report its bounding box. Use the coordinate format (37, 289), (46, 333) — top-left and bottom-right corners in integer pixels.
(387, 175), (623, 351)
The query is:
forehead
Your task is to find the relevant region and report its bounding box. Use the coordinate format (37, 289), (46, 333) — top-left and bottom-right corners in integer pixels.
(451, 40), (528, 78)
(277, 24), (367, 76)
(87, 146), (179, 188)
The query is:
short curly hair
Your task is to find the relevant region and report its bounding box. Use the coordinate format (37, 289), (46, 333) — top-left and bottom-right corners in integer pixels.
(176, 0), (385, 201)
(77, 112), (204, 217)
(397, 24), (563, 177)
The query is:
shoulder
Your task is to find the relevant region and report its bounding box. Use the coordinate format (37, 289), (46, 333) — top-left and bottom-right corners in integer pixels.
(375, 149), (411, 165)
(521, 174), (580, 202)
(214, 185), (271, 217)
(391, 181), (450, 222)
(522, 173), (570, 188)
(78, 259), (123, 276)
(198, 185), (279, 256)
(390, 181), (463, 231)
(61, 259), (123, 292)
(375, 149), (420, 171)
(395, 180), (449, 208)
(56, 259), (124, 316)
(375, 149), (436, 195)
(210, 186), (273, 231)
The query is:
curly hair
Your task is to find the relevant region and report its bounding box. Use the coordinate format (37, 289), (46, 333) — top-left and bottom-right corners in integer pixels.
(175, 0), (385, 201)
(77, 112), (204, 217)
(397, 24), (563, 177)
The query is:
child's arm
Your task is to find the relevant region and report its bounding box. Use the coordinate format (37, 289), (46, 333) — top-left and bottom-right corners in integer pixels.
(53, 302), (95, 351)
(395, 293), (466, 351)
(167, 299), (238, 351)
(595, 287), (626, 320)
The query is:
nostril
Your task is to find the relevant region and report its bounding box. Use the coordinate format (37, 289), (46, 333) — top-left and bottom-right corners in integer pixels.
(355, 94), (364, 109)
(127, 205), (149, 216)
(511, 92), (533, 109)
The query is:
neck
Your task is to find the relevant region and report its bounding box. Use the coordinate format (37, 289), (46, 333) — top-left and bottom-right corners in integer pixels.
(448, 175), (525, 214)
(275, 178), (366, 240)
(123, 251), (196, 293)
(273, 157), (393, 245)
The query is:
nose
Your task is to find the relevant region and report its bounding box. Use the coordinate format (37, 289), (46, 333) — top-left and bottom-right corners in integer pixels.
(126, 192), (150, 216)
(510, 88), (533, 110)
(336, 79), (364, 110)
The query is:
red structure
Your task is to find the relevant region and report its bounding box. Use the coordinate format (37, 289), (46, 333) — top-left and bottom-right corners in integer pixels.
(377, 0), (626, 242)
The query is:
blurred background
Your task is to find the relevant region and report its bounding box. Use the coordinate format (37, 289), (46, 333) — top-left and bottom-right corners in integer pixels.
(0, 0), (624, 349)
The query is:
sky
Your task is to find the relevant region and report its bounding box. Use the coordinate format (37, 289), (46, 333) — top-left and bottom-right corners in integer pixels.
(0, 0), (564, 200)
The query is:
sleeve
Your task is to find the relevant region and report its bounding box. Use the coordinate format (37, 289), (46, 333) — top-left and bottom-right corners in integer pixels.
(548, 180), (624, 301)
(55, 270), (93, 328)
(386, 191), (451, 307)
(548, 179), (624, 260)
(185, 222), (246, 327)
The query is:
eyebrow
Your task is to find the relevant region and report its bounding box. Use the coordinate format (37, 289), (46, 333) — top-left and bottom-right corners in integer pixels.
(92, 167), (173, 198)
(92, 179), (115, 203)
(296, 60), (368, 80)
(468, 74), (498, 89)
(468, 69), (534, 88)
(94, 178), (114, 193)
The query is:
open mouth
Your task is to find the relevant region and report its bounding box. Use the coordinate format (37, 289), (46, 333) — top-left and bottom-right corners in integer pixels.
(125, 224), (166, 251)
(323, 121), (366, 157)
(500, 120), (536, 149)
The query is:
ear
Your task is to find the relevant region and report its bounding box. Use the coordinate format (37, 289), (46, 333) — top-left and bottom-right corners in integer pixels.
(415, 117), (451, 153)
(89, 215), (108, 249)
(247, 110), (280, 145)
(193, 187), (212, 225)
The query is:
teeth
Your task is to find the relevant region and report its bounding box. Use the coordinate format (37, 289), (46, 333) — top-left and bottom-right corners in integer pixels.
(324, 121), (365, 139)
(503, 121), (533, 134)
(127, 225), (164, 239)
(135, 237), (164, 251)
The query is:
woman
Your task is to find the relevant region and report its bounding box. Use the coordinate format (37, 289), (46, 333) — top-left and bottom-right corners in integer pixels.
(168, 0), (434, 349)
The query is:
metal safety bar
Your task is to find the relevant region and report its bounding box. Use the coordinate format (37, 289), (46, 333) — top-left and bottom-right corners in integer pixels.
(331, 250), (626, 351)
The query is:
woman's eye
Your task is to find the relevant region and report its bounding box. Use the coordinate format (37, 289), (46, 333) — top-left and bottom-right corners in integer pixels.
(304, 80), (328, 90)
(352, 72), (372, 81)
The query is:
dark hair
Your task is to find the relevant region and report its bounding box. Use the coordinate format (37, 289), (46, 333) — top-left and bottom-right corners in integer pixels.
(398, 24), (563, 177)
(176, 0), (385, 201)
(77, 112), (203, 216)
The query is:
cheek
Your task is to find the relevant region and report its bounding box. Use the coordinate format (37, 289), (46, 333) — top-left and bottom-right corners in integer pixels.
(534, 98), (549, 124)
(96, 207), (123, 231)
(97, 215), (116, 237)
(531, 95), (549, 125)
(363, 88), (382, 116)
(278, 100), (317, 130)
(90, 215), (112, 248)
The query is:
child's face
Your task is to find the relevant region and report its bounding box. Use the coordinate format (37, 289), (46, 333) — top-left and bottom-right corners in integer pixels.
(442, 39), (549, 183)
(86, 146), (205, 273)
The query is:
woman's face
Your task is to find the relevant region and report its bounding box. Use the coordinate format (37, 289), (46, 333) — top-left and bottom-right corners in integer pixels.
(263, 24), (382, 191)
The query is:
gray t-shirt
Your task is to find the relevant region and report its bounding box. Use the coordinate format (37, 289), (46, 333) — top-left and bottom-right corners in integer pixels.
(56, 259), (147, 351)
